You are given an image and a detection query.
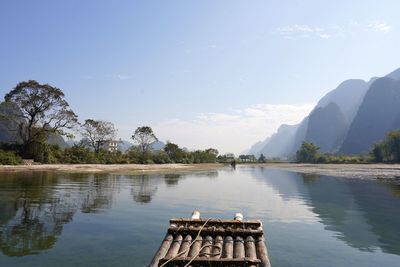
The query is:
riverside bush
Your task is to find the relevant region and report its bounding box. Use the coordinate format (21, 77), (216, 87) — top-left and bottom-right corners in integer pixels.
(0, 150), (23, 165)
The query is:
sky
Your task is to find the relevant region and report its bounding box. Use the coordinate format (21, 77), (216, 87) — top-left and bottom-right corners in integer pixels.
(0, 0), (399, 154)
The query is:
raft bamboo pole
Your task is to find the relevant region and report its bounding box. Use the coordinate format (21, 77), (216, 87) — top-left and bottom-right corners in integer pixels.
(149, 234), (173, 267)
(246, 236), (257, 267)
(211, 235), (223, 259)
(233, 236), (245, 258)
(178, 235), (192, 257)
(256, 236), (272, 267)
(170, 218), (261, 227)
(168, 227), (263, 236)
(158, 257), (262, 265)
(188, 236), (202, 258)
(200, 235), (213, 258)
(222, 236), (233, 258)
(164, 234), (183, 259)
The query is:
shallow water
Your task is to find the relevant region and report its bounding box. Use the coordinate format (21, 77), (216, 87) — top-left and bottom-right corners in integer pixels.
(0, 166), (399, 266)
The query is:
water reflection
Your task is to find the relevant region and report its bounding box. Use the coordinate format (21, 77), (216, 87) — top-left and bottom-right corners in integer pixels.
(250, 167), (400, 255)
(129, 171), (217, 203)
(130, 175), (159, 204)
(0, 172), (186, 256)
(0, 168), (399, 264)
(0, 172), (77, 256)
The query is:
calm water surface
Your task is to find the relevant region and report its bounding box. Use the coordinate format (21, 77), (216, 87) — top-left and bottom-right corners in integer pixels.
(0, 166), (400, 266)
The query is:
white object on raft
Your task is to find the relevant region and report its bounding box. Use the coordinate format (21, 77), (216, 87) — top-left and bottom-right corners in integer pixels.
(234, 212), (243, 221)
(191, 210), (201, 219)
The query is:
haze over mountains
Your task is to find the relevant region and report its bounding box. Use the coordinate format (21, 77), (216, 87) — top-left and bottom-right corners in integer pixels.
(249, 67), (400, 158)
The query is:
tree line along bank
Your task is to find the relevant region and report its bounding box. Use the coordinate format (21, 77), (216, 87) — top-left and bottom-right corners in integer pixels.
(0, 80), (221, 165)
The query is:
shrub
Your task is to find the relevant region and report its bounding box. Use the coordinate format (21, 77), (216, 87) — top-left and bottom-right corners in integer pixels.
(0, 150), (23, 165)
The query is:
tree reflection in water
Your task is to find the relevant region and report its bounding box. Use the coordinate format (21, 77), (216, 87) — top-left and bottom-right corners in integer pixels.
(129, 171), (217, 203)
(0, 172), (119, 256)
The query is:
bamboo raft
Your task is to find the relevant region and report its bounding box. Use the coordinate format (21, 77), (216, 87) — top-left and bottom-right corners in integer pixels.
(149, 211), (271, 267)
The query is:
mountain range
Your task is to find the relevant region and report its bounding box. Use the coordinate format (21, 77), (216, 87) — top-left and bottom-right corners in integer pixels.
(249, 67), (400, 158)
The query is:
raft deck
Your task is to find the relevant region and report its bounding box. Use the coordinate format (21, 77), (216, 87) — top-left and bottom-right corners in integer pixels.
(149, 215), (271, 267)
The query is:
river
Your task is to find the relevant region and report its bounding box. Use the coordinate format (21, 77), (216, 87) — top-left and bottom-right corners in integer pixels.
(0, 166), (399, 266)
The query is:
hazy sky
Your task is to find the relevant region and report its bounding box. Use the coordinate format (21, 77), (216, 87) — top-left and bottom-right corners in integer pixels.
(1, 0), (399, 154)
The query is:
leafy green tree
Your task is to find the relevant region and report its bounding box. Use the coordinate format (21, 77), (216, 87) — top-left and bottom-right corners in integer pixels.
(371, 142), (384, 162)
(370, 130), (400, 162)
(0, 150), (23, 165)
(164, 141), (179, 157)
(163, 141), (185, 163)
(131, 126), (158, 162)
(387, 131), (400, 162)
(295, 142), (320, 163)
(190, 148), (219, 163)
(2, 80), (78, 158)
(205, 148), (219, 157)
(61, 144), (96, 164)
(80, 119), (116, 153)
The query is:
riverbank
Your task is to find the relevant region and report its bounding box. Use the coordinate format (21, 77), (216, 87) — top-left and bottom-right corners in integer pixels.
(248, 162), (400, 180)
(0, 163), (225, 174)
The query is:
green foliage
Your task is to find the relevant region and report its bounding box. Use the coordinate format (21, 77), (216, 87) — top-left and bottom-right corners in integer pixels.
(59, 145), (131, 164)
(152, 150), (172, 164)
(190, 149), (218, 163)
(296, 142), (368, 164)
(126, 146), (141, 163)
(80, 119), (116, 153)
(61, 145), (97, 164)
(163, 141), (185, 163)
(131, 126), (158, 163)
(3, 80), (78, 159)
(295, 142), (320, 163)
(317, 154), (367, 164)
(370, 130), (400, 162)
(0, 150), (23, 165)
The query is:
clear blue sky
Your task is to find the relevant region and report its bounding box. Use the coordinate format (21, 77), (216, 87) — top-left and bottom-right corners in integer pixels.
(1, 0), (399, 153)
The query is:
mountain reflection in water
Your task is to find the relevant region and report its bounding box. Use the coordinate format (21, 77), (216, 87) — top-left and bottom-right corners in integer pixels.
(249, 167), (400, 255)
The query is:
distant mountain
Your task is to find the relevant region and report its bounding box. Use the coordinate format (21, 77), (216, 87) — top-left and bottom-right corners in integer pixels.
(246, 67), (400, 157)
(386, 68), (400, 80)
(304, 102), (348, 153)
(258, 124), (299, 158)
(47, 133), (69, 148)
(288, 116), (309, 155)
(315, 79), (368, 123)
(118, 140), (133, 152)
(340, 77), (400, 154)
(151, 140), (166, 151)
(247, 137), (270, 156)
(0, 102), (19, 142)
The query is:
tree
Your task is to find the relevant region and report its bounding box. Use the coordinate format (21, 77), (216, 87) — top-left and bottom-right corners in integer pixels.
(80, 119), (117, 153)
(163, 141), (184, 163)
(3, 80), (78, 158)
(131, 126), (158, 162)
(386, 130), (400, 162)
(258, 153), (266, 163)
(371, 142), (384, 162)
(370, 130), (400, 162)
(295, 142), (320, 163)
